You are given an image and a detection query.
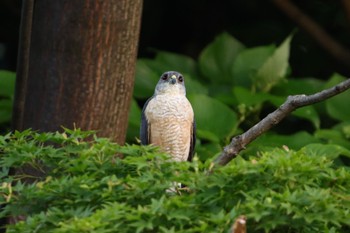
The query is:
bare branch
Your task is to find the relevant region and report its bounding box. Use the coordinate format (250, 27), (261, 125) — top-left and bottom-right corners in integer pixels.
(215, 78), (350, 166)
(272, 0), (350, 68)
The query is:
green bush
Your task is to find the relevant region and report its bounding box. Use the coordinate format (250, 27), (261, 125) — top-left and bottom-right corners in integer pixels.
(1, 129), (350, 232)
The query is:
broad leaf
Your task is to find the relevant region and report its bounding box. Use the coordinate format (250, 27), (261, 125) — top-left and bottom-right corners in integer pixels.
(245, 131), (320, 155)
(154, 51), (197, 76)
(301, 143), (350, 159)
(134, 59), (160, 99)
(188, 94), (237, 142)
(184, 74), (209, 96)
(332, 121), (350, 139)
(196, 142), (222, 161)
(233, 86), (278, 106)
(254, 35), (293, 92)
(314, 129), (350, 150)
(292, 106), (320, 129)
(199, 33), (245, 84)
(272, 77), (325, 96)
(231, 45), (275, 88)
(324, 73), (350, 122)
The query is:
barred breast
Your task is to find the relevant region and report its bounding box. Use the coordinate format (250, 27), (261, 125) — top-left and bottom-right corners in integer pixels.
(144, 94), (194, 161)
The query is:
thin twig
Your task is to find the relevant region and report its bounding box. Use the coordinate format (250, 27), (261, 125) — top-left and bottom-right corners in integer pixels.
(272, 0), (350, 68)
(215, 78), (350, 166)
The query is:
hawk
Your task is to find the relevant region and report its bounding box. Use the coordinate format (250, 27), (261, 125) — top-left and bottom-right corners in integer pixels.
(140, 71), (196, 162)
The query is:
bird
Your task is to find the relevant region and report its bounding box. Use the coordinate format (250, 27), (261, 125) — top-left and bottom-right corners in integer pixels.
(140, 71), (196, 162)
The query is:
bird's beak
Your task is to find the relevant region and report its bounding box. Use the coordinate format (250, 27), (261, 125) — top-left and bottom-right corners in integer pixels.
(170, 75), (177, 84)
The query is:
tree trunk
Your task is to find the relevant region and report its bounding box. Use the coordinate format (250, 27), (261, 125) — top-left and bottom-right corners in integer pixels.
(12, 0), (143, 144)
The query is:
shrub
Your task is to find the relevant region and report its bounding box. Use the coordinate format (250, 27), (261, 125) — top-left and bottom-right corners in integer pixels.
(1, 129), (350, 232)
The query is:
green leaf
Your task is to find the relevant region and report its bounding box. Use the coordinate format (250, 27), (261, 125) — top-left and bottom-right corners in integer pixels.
(184, 74), (209, 96)
(195, 141), (222, 161)
(199, 32), (245, 84)
(233, 86), (279, 106)
(314, 129), (350, 150)
(208, 84), (237, 106)
(196, 129), (220, 143)
(231, 45), (275, 88)
(292, 106), (320, 129)
(127, 99), (142, 142)
(272, 77), (325, 96)
(0, 99), (12, 123)
(134, 59), (160, 99)
(188, 94), (237, 142)
(154, 51), (197, 76)
(324, 73), (350, 122)
(0, 70), (16, 98)
(245, 131), (319, 154)
(254, 34), (293, 92)
(301, 143), (350, 159)
(333, 121), (350, 139)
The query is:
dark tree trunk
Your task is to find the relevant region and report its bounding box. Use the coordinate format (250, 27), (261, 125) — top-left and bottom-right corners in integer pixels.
(1, 1), (143, 230)
(13, 0), (143, 144)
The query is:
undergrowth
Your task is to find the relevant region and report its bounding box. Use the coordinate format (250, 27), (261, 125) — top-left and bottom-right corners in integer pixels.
(0, 129), (349, 232)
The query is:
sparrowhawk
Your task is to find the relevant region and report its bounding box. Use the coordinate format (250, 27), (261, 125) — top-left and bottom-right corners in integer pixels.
(140, 71), (196, 162)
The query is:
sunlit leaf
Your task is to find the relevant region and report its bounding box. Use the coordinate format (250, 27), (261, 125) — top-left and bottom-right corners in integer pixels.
(254, 34), (293, 92)
(231, 45), (275, 88)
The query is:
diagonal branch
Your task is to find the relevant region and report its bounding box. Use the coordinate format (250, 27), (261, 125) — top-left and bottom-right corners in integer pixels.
(215, 78), (350, 166)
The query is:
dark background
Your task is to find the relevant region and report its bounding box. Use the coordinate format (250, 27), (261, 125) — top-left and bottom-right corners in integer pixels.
(1, 0), (350, 79)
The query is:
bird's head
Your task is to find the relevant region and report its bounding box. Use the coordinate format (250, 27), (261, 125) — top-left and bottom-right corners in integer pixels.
(154, 71), (186, 96)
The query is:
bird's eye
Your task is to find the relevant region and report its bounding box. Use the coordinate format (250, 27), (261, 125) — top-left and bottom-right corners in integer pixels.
(178, 75), (184, 82)
(162, 74), (168, 80)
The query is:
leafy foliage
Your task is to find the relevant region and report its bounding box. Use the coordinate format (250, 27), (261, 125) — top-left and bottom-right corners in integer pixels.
(131, 32), (350, 164)
(1, 32), (350, 232)
(1, 129), (350, 232)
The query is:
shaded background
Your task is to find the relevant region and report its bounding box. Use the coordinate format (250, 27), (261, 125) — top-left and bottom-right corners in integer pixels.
(1, 0), (350, 80)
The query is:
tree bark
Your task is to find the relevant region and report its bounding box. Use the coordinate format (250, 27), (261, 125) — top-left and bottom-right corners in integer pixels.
(12, 0), (143, 144)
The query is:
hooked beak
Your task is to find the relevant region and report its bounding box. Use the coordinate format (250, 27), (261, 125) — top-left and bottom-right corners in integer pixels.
(170, 75), (177, 84)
